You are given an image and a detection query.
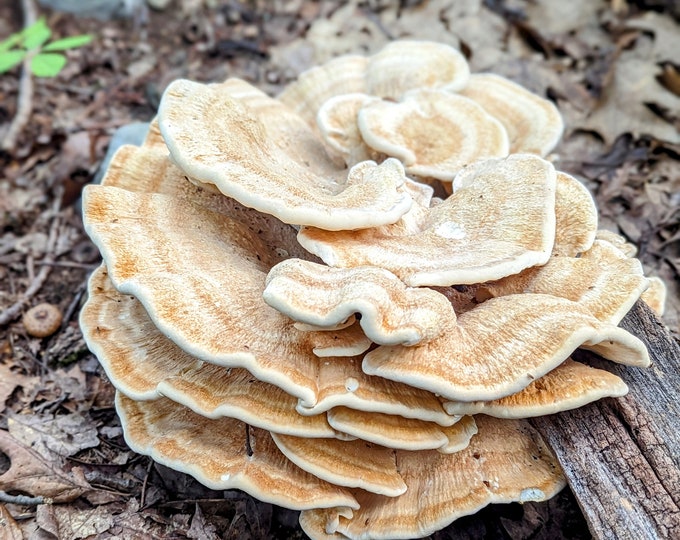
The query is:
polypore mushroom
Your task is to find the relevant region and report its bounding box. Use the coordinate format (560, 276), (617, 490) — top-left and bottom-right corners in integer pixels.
(362, 293), (648, 402)
(116, 392), (359, 510)
(325, 408), (478, 453)
(158, 78), (413, 230)
(458, 73), (564, 155)
(357, 89), (509, 181)
(442, 359), (628, 418)
(299, 416), (565, 540)
(78, 39), (666, 540)
(298, 154), (558, 286)
(263, 259), (455, 345)
(22, 303), (62, 338)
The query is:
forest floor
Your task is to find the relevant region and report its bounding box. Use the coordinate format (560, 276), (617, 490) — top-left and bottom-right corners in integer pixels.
(0, 1), (679, 538)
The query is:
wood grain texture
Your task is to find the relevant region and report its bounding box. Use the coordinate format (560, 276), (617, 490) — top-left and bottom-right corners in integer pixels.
(531, 301), (680, 540)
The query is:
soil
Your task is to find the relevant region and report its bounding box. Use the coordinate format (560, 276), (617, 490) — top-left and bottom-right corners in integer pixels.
(0, 1), (678, 538)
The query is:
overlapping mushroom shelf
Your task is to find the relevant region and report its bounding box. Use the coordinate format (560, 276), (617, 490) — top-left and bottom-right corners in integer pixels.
(80, 41), (665, 540)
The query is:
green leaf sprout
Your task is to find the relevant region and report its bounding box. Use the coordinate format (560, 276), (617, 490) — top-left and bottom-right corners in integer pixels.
(0, 17), (93, 78)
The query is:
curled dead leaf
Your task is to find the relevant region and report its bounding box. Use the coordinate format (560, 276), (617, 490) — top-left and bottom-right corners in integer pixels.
(0, 430), (91, 503)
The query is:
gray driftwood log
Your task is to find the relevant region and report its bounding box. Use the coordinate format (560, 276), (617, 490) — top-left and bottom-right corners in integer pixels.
(530, 301), (680, 540)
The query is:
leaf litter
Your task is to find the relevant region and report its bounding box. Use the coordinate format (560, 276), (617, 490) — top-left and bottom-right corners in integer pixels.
(0, 0), (678, 538)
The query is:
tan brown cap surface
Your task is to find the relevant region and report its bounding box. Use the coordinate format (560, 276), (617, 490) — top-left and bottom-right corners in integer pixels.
(115, 392), (359, 511)
(641, 276), (667, 316)
(80, 264), (340, 438)
(479, 238), (649, 325)
(358, 90), (509, 181)
(363, 293), (649, 402)
(326, 408), (478, 453)
(365, 40), (470, 99)
(459, 73), (563, 156)
(316, 92), (377, 165)
(442, 359), (628, 418)
(278, 55), (369, 127)
(159, 79), (413, 230)
(296, 356), (457, 427)
(552, 172), (598, 256)
(81, 185), (372, 408)
(263, 259), (454, 345)
(271, 432), (407, 496)
(300, 416), (565, 540)
(298, 154), (558, 286)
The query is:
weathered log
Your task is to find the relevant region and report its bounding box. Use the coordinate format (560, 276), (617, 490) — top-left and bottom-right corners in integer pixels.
(531, 301), (680, 540)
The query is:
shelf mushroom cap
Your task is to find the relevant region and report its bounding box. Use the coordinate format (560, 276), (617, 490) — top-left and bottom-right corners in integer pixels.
(116, 393), (359, 511)
(363, 292), (649, 402)
(271, 432), (408, 497)
(299, 416), (565, 540)
(326, 408), (478, 454)
(364, 40), (471, 99)
(358, 89), (509, 181)
(459, 73), (564, 156)
(81, 185), (379, 408)
(158, 78), (413, 230)
(298, 154), (558, 287)
(81, 265), (340, 439)
(263, 259), (455, 345)
(442, 359), (628, 418)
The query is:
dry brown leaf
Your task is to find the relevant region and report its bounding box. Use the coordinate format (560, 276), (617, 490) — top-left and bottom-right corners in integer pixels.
(579, 39), (680, 144)
(626, 12), (680, 63)
(8, 413), (99, 459)
(187, 503), (220, 540)
(0, 430), (91, 503)
(36, 503), (114, 540)
(0, 505), (23, 540)
(0, 364), (30, 414)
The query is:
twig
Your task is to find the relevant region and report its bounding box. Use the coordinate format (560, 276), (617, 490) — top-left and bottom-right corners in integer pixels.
(140, 458), (154, 508)
(0, 199), (61, 327)
(0, 491), (48, 505)
(1, 0), (38, 152)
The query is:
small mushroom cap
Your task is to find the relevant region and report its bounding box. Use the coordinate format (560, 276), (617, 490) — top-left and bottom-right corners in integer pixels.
(316, 92), (378, 164)
(295, 356), (457, 427)
(442, 359), (628, 418)
(363, 293), (649, 402)
(81, 185), (372, 408)
(479, 238), (649, 325)
(596, 229), (637, 257)
(300, 416), (565, 540)
(116, 393), (359, 511)
(298, 154), (558, 287)
(271, 432), (408, 497)
(358, 90), (509, 181)
(459, 73), (564, 156)
(263, 259), (455, 345)
(278, 55), (369, 128)
(22, 303), (62, 338)
(641, 276), (667, 316)
(552, 172), (598, 256)
(365, 40), (471, 99)
(159, 78), (413, 230)
(326, 408), (477, 453)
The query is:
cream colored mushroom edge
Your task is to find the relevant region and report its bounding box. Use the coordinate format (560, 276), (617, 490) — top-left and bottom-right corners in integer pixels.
(80, 40), (665, 540)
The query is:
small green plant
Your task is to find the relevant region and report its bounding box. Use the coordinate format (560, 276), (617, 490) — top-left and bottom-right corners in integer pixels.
(0, 17), (93, 77)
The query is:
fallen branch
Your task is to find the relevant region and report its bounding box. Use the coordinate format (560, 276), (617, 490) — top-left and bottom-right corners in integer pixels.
(531, 301), (680, 540)
(0, 491), (47, 506)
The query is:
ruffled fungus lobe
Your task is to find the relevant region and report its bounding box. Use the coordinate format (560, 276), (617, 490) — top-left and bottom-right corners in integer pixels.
(79, 39), (665, 540)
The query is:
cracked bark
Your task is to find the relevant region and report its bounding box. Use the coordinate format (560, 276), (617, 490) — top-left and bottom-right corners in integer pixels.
(531, 300), (680, 540)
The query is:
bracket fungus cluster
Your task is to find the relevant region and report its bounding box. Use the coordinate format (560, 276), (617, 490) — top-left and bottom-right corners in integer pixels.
(80, 41), (665, 539)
